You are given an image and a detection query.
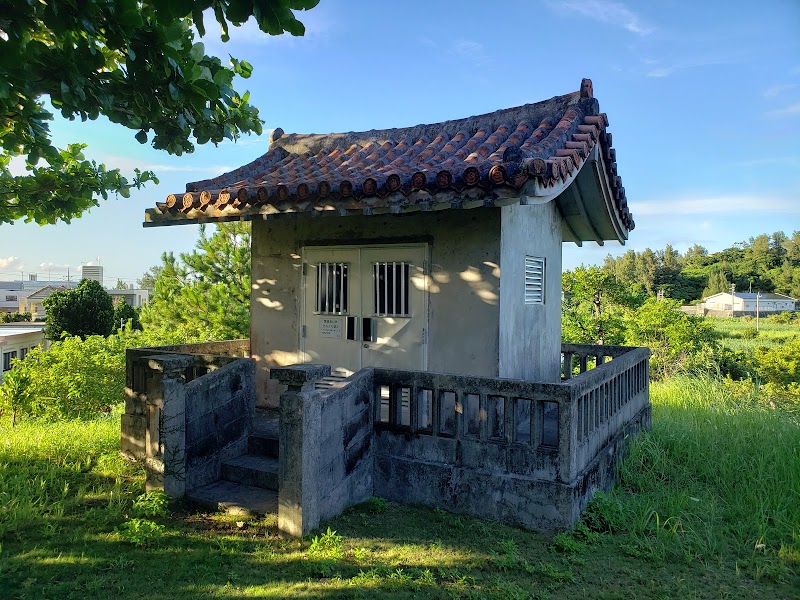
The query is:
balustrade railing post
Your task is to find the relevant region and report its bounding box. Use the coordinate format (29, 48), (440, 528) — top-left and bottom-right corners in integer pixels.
(270, 364), (331, 537)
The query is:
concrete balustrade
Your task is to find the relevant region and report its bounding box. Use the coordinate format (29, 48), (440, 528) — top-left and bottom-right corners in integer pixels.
(123, 341), (650, 535)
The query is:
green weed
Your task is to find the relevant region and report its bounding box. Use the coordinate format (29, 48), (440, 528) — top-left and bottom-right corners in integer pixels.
(131, 490), (169, 518)
(116, 518), (165, 547)
(307, 526), (344, 560)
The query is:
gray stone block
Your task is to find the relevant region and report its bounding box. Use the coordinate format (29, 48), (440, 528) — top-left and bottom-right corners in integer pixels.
(271, 364), (331, 387)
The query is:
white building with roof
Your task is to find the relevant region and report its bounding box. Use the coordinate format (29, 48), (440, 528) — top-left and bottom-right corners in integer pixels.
(0, 323), (47, 383)
(18, 285), (68, 320)
(702, 292), (797, 314)
(108, 287), (150, 308)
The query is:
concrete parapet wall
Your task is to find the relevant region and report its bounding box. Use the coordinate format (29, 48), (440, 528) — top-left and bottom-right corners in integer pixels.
(273, 344), (651, 535)
(121, 347), (255, 497)
(273, 366), (374, 536)
(184, 359), (255, 491)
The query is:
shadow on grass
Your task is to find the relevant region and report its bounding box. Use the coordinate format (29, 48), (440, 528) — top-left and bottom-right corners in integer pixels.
(2, 486), (799, 600)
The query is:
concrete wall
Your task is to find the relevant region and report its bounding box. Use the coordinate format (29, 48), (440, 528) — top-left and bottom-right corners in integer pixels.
(184, 359), (255, 491)
(498, 202), (562, 383)
(251, 208), (502, 408)
(121, 351), (255, 496)
(273, 365), (374, 536)
(272, 344), (651, 535)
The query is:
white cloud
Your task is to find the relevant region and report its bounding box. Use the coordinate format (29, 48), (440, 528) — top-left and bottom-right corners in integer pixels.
(450, 40), (494, 70)
(645, 52), (745, 78)
(7, 156), (27, 176)
(0, 257), (23, 271)
(38, 262), (74, 271)
(646, 67), (674, 78)
(734, 156), (800, 168)
(764, 102), (800, 118)
(635, 195), (800, 216)
(763, 83), (799, 98)
(544, 0), (653, 36)
(100, 155), (234, 175)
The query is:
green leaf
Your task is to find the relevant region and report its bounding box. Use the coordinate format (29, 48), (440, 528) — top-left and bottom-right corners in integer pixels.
(189, 42), (206, 63)
(192, 8), (206, 36)
(135, 130), (148, 144)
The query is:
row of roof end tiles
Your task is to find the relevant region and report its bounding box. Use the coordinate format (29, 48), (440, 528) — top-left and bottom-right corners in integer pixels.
(152, 193), (635, 232)
(157, 115), (632, 229)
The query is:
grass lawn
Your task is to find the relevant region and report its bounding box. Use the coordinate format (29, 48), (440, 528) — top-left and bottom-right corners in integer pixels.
(710, 316), (800, 353)
(1, 377), (798, 599)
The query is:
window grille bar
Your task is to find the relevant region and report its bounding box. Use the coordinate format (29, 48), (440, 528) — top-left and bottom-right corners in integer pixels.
(315, 262), (349, 314)
(374, 262), (379, 314)
(401, 262), (406, 315)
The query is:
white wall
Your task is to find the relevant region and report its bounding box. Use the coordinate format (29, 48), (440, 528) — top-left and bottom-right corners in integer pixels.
(498, 202), (563, 383)
(251, 209), (502, 407)
(0, 328), (45, 383)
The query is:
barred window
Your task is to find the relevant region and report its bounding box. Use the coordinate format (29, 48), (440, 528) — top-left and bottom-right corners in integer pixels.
(3, 350), (17, 372)
(373, 262), (410, 316)
(315, 263), (349, 314)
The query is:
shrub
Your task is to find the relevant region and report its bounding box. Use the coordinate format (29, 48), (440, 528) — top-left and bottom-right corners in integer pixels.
(755, 337), (800, 388)
(44, 278), (114, 340)
(0, 324), (216, 424)
(132, 490), (169, 518)
(738, 327), (759, 339)
(623, 298), (718, 378)
(0, 311), (31, 323)
(768, 311), (795, 324)
(1, 335), (126, 421)
(0, 367), (31, 426)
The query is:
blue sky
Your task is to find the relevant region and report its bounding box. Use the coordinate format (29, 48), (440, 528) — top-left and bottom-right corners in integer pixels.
(1, 0), (799, 286)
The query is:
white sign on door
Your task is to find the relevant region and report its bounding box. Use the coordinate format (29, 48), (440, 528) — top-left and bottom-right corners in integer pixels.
(319, 317), (343, 338)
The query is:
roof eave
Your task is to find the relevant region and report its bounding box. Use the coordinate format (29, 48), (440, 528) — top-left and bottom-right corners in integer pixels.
(553, 145), (629, 245)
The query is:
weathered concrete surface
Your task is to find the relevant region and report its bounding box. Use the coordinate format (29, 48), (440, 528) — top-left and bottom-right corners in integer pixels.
(373, 402), (650, 532)
(273, 366), (374, 536)
(498, 201), (562, 383)
(121, 351), (255, 498)
(252, 208), (502, 408)
(184, 359), (255, 491)
(187, 480), (278, 517)
(221, 454), (279, 489)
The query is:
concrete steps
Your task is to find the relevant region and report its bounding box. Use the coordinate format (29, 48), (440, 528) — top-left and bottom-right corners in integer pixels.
(221, 454), (279, 490)
(187, 480), (278, 517)
(187, 409), (281, 517)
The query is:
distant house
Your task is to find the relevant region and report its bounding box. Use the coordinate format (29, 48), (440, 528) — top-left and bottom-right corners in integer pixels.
(702, 292), (797, 315)
(108, 288), (150, 308)
(18, 285), (68, 320)
(0, 289), (31, 314)
(0, 323), (47, 383)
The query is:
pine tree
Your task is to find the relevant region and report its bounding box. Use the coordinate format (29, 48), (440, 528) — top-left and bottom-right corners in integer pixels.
(702, 267), (730, 298)
(140, 223), (250, 340)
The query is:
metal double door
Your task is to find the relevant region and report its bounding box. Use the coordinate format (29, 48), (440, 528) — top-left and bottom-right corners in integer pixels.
(302, 244), (428, 376)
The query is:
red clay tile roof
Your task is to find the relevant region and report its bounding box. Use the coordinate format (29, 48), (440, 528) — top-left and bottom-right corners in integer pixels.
(145, 78), (633, 233)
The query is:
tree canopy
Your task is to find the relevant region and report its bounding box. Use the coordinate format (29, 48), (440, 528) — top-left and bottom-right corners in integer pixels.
(113, 299), (142, 331)
(139, 221), (250, 340)
(0, 0), (318, 225)
(603, 231), (800, 302)
(43, 278), (115, 339)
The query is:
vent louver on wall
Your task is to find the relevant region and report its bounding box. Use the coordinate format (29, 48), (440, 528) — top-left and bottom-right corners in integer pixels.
(524, 256), (545, 305)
